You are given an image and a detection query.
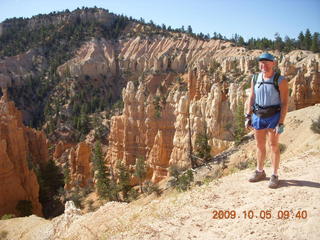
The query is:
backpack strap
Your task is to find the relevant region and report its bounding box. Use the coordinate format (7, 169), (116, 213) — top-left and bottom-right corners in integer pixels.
(253, 73), (259, 86)
(273, 72), (280, 93)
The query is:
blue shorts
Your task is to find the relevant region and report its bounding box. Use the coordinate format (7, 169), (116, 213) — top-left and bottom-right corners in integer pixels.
(252, 112), (280, 130)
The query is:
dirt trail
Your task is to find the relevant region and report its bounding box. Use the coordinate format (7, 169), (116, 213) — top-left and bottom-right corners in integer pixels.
(101, 149), (320, 240)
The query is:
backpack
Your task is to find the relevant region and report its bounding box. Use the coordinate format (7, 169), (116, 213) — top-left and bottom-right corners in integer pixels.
(253, 72), (281, 94)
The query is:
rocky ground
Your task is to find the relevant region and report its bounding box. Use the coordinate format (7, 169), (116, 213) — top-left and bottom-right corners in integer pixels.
(0, 104), (319, 240)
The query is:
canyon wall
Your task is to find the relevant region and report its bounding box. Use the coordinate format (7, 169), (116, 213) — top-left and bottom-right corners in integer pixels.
(0, 90), (48, 216)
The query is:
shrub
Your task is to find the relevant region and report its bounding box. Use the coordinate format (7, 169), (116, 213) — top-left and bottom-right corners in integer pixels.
(87, 200), (96, 212)
(116, 160), (132, 201)
(279, 143), (287, 154)
(134, 157), (147, 193)
(142, 181), (161, 196)
(168, 165), (194, 192)
(1, 214), (15, 220)
(16, 200), (33, 217)
(234, 100), (246, 145)
(127, 188), (139, 202)
(194, 132), (211, 162)
(311, 116), (320, 134)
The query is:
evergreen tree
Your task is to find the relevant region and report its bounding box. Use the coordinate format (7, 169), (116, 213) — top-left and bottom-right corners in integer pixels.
(311, 32), (319, 53)
(187, 25), (193, 34)
(35, 159), (64, 218)
(234, 100), (246, 145)
(194, 131), (211, 162)
(284, 36), (295, 52)
(134, 157), (147, 193)
(116, 160), (132, 200)
(298, 31), (305, 49)
(274, 33), (284, 51)
(92, 141), (113, 199)
(304, 29), (312, 50)
(78, 106), (89, 135)
(238, 36), (245, 46)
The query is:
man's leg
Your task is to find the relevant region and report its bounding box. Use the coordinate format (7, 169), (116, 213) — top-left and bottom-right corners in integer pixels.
(267, 129), (280, 175)
(255, 129), (267, 170)
(249, 129), (267, 182)
(267, 129), (280, 188)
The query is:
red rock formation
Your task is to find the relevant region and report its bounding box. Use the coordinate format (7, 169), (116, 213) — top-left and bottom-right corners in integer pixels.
(53, 141), (75, 159)
(0, 91), (47, 216)
(66, 142), (92, 189)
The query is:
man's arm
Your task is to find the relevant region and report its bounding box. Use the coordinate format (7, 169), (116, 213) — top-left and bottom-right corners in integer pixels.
(279, 78), (289, 124)
(245, 77), (255, 115)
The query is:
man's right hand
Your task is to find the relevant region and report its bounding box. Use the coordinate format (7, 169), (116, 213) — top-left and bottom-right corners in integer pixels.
(245, 118), (252, 129)
(244, 114), (252, 129)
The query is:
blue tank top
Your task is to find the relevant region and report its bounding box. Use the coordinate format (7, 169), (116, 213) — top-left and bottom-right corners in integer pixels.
(254, 73), (284, 107)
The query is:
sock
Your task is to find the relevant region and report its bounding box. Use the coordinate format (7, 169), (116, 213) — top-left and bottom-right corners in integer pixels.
(256, 169), (264, 172)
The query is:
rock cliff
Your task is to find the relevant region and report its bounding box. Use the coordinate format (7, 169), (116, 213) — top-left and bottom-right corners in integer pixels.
(97, 34), (319, 183)
(1, 23), (319, 187)
(0, 89), (48, 216)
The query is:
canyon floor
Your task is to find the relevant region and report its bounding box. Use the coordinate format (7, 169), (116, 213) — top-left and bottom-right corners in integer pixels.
(1, 104), (320, 240)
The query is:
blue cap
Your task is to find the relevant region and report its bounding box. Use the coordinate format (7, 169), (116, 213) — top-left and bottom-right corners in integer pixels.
(258, 53), (275, 62)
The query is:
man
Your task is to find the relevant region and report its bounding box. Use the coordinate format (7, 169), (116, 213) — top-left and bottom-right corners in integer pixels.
(245, 52), (289, 188)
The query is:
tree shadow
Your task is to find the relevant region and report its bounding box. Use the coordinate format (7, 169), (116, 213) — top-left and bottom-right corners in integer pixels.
(277, 179), (320, 188)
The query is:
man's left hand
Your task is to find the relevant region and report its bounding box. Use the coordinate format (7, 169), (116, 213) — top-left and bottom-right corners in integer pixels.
(275, 123), (284, 134)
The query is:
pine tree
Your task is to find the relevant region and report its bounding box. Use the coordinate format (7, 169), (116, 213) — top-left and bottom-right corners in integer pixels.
(311, 32), (319, 53)
(194, 131), (211, 162)
(92, 141), (112, 199)
(116, 160), (132, 200)
(284, 36), (294, 52)
(238, 36), (245, 46)
(304, 29), (312, 50)
(274, 33), (284, 51)
(298, 31), (305, 49)
(187, 25), (193, 34)
(134, 157), (147, 193)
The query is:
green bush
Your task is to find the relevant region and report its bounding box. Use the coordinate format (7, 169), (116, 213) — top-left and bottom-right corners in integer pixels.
(168, 165), (194, 192)
(1, 214), (15, 220)
(69, 190), (83, 209)
(194, 132), (211, 162)
(116, 160), (132, 201)
(234, 100), (246, 145)
(127, 188), (139, 202)
(134, 157), (147, 193)
(142, 181), (161, 196)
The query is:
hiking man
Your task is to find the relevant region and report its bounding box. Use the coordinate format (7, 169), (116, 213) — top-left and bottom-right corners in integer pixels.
(245, 53), (289, 188)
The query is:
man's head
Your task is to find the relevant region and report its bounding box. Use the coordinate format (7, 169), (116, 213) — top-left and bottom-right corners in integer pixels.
(258, 52), (276, 74)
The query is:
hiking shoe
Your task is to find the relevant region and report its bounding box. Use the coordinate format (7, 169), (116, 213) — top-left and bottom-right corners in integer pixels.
(249, 170), (266, 182)
(268, 174), (279, 188)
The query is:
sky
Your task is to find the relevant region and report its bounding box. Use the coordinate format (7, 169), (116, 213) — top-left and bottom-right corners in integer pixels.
(0, 0), (319, 41)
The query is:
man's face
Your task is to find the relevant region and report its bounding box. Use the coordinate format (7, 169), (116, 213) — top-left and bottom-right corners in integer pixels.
(259, 60), (275, 73)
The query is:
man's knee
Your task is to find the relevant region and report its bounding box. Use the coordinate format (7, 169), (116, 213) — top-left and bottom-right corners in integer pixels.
(269, 142), (279, 152)
(256, 142), (266, 150)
